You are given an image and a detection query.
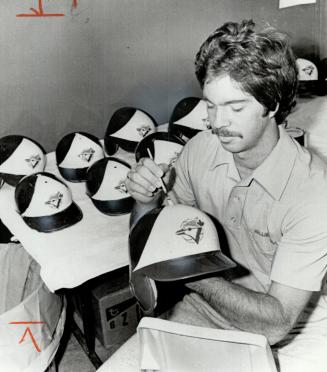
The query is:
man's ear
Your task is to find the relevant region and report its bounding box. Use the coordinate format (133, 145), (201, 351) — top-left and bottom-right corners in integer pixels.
(268, 103), (279, 119)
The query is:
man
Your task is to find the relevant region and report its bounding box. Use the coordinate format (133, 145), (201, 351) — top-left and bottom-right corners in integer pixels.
(123, 20), (327, 371)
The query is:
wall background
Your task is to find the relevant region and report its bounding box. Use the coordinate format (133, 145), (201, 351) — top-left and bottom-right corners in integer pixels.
(0, 0), (324, 151)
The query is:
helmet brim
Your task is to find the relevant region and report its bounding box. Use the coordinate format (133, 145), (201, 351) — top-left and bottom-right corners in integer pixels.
(135, 250), (236, 282)
(22, 201), (83, 233)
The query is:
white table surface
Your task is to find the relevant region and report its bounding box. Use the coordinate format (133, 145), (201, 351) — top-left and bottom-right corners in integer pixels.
(0, 147), (135, 292)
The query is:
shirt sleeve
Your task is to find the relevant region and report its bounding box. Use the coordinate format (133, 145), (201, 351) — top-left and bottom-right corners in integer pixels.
(270, 197), (327, 291)
(171, 141), (196, 207)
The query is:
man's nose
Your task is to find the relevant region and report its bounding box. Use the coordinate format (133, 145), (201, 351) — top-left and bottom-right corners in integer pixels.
(212, 107), (229, 129)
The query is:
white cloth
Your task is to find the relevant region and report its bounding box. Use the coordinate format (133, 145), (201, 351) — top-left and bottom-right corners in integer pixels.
(0, 148), (134, 292)
(137, 317), (277, 372)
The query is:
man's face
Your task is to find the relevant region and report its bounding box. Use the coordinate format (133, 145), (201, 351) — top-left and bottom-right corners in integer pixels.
(203, 75), (273, 155)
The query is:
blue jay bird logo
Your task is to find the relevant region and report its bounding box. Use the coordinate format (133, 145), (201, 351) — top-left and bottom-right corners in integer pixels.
(115, 180), (128, 194)
(302, 65), (314, 76)
(176, 217), (204, 244)
(137, 126), (151, 138)
(25, 154), (41, 169)
(78, 148), (95, 162)
(168, 151), (182, 168)
(45, 192), (63, 209)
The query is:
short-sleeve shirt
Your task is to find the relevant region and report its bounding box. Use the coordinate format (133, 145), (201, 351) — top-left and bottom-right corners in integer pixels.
(173, 126), (327, 294)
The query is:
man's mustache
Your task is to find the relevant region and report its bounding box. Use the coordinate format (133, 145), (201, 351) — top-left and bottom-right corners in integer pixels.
(212, 127), (243, 138)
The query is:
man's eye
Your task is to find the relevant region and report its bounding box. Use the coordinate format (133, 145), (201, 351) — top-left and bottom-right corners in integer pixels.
(231, 106), (244, 112)
(207, 103), (215, 109)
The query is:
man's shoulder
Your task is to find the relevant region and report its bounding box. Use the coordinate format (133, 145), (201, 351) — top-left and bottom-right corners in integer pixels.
(187, 129), (215, 144)
(184, 130), (220, 153)
(286, 146), (327, 204)
(297, 147), (327, 185)
(176, 130), (223, 174)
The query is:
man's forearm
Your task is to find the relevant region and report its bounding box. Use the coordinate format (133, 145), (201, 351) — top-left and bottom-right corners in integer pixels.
(187, 277), (291, 344)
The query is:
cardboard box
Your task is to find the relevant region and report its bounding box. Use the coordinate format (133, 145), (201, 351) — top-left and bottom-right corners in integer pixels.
(91, 269), (142, 349)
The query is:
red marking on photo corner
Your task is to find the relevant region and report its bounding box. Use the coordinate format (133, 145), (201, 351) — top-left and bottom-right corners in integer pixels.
(9, 321), (45, 352)
(16, 0), (78, 17)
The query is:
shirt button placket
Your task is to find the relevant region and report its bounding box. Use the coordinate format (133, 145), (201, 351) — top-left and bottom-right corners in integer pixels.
(227, 189), (244, 227)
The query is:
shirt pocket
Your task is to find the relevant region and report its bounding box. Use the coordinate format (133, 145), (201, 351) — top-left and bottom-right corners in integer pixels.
(243, 199), (277, 258)
(248, 228), (278, 257)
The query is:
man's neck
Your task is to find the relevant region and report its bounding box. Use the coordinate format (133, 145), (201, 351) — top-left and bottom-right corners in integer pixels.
(234, 125), (280, 180)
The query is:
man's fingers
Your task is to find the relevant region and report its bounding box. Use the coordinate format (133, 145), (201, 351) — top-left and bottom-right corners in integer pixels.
(126, 176), (155, 197)
(133, 159), (164, 188)
(158, 163), (169, 173)
(125, 157), (169, 204)
(142, 157), (164, 177)
(128, 189), (156, 204)
(127, 167), (160, 191)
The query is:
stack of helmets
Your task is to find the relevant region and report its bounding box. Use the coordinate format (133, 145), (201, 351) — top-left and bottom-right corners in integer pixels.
(104, 107), (156, 155)
(296, 58), (319, 96)
(135, 132), (185, 168)
(129, 204), (236, 315)
(56, 132), (104, 182)
(86, 157), (133, 215)
(169, 97), (210, 142)
(0, 135), (46, 186)
(15, 172), (83, 233)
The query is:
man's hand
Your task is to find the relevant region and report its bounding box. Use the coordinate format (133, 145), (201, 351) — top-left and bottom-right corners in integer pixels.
(125, 157), (170, 204)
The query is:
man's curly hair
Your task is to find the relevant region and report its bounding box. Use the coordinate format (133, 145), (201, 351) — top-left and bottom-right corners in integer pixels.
(195, 20), (298, 124)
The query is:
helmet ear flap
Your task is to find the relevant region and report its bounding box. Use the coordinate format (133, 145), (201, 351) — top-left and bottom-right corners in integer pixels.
(130, 272), (157, 315)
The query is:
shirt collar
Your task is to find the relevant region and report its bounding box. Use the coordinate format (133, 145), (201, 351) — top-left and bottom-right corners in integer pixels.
(209, 126), (298, 199)
(209, 137), (240, 181)
(252, 126), (297, 200)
